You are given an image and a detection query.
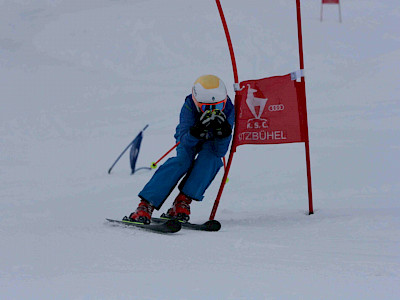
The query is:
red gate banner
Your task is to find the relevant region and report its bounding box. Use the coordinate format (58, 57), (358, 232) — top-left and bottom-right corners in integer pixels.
(321, 0), (342, 22)
(211, 0), (314, 220)
(233, 73), (307, 149)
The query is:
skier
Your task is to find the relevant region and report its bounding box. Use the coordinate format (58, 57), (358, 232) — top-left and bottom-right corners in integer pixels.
(129, 75), (234, 224)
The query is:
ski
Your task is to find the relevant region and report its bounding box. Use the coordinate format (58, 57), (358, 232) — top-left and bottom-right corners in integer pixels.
(106, 217), (181, 234)
(152, 217), (221, 232)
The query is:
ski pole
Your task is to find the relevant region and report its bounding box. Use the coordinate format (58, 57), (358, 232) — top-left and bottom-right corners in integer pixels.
(151, 141), (180, 169)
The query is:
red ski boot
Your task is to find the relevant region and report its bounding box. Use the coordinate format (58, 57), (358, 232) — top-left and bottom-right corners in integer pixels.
(163, 193), (192, 222)
(129, 200), (154, 224)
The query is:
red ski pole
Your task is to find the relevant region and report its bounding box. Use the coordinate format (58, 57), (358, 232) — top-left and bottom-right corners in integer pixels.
(151, 141), (228, 173)
(151, 142), (180, 169)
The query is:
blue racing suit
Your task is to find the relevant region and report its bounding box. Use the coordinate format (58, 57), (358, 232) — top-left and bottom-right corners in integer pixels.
(139, 94), (234, 209)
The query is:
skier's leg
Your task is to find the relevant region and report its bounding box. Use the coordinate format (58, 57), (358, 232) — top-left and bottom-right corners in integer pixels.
(139, 147), (194, 209)
(179, 148), (223, 201)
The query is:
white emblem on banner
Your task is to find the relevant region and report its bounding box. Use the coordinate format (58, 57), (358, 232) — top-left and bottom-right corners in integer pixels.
(245, 84), (268, 119)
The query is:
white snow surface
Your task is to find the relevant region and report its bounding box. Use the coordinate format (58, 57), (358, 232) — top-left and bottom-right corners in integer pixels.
(1, 0), (399, 299)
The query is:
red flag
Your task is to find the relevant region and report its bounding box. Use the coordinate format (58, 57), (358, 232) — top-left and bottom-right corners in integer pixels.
(210, 0), (314, 220)
(320, 0), (342, 22)
(233, 73), (307, 149)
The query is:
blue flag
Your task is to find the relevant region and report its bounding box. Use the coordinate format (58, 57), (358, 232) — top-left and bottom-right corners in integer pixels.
(129, 131), (143, 174)
(108, 125), (150, 175)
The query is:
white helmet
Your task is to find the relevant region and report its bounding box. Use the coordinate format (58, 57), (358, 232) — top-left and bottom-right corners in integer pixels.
(192, 75), (227, 112)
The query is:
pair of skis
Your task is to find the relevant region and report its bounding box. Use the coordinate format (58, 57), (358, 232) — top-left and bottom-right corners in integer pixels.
(106, 216), (221, 234)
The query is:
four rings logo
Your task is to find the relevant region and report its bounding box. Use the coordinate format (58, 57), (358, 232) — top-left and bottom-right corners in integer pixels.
(268, 104), (285, 112)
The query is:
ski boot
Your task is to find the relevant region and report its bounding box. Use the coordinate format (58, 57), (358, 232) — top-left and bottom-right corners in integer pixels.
(161, 193), (192, 222)
(128, 200), (154, 224)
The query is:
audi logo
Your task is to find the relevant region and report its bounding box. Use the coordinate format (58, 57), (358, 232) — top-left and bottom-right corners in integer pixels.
(268, 104), (285, 112)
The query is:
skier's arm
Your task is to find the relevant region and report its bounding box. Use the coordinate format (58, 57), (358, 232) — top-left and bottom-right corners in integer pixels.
(174, 101), (199, 148)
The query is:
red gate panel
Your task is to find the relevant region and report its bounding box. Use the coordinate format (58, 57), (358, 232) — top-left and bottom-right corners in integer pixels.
(233, 74), (307, 149)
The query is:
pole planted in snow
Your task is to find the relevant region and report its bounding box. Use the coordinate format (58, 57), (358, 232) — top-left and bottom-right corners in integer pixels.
(296, 0), (314, 214)
(210, 0), (239, 220)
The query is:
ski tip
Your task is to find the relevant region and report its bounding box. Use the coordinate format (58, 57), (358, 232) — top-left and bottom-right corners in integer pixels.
(164, 219), (182, 233)
(203, 220), (221, 232)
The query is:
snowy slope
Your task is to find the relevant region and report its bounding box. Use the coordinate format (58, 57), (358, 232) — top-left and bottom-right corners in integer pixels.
(1, 0), (399, 299)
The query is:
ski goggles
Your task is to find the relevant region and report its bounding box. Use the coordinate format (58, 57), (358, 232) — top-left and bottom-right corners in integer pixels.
(197, 99), (227, 113)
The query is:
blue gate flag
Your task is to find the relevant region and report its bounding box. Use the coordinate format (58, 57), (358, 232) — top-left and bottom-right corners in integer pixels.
(129, 131), (143, 174)
(108, 124), (149, 174)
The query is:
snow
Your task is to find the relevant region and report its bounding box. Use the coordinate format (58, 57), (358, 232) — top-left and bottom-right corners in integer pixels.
(1, 0), (399, 299)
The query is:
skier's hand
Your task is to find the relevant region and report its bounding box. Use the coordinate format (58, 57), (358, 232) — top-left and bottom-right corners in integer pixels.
(190, 110), (231, 140)
(211, 110), (227, 126)
(190, 111), (214, 140)
(212, 110), (232, 138)
(190, 124), (211, 140)
(199, 110), (215, 128)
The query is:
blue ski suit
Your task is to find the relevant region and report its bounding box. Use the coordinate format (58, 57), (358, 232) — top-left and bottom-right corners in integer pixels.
(139, 94), (234, 209)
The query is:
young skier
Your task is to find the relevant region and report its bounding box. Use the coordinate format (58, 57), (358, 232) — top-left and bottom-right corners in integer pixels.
(129, 75), (234, 224)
